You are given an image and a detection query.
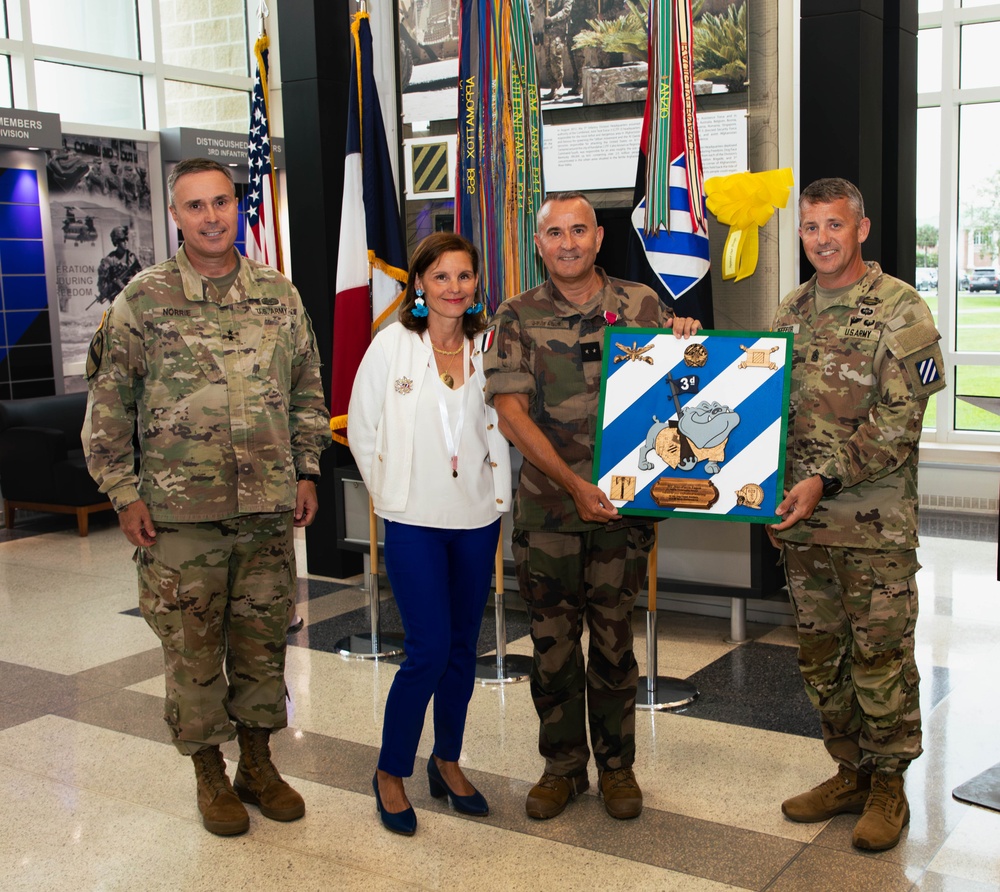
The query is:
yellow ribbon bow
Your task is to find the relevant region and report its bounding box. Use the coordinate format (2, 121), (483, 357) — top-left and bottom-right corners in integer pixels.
(704, 168), (795, 282)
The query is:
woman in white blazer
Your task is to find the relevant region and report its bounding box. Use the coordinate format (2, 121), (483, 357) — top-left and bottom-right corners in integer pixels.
(348, 232), (511, 836)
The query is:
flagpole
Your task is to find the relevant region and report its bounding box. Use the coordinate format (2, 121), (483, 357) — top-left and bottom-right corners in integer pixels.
(335, 497), (404, 659)
(636, 524), (699, 710)
(475, 518), (531, 684)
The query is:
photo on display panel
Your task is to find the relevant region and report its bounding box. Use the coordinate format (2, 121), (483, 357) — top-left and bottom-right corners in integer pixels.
(44, 136), (154, 380)
(399, 0), (747, 124)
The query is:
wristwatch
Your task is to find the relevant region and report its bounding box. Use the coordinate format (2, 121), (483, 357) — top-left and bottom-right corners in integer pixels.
(819, 474), (843, 498)
(296, 473), (320, 484)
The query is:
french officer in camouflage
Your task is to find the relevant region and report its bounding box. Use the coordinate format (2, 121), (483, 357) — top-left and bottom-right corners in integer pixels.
(83, 158), (331, 837)
(484, 192), (701, 821)
(770, 178), (946, 852)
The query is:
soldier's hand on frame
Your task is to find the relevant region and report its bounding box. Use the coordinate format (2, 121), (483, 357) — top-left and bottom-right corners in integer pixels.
(770, 475), (824, 532)
(117, 499), (157, 547)
(569, 478), (619, 525)
(294, 480), (319, 528)
(669, 316), (703, 339)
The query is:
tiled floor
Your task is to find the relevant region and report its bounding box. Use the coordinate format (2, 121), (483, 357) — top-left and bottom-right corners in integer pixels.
(1, 509), (998, 891)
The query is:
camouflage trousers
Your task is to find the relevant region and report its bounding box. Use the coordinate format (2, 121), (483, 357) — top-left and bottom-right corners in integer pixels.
(511, 523), (655, 775)
(782, 543), (922, 774)
(136, 513), (296, 756)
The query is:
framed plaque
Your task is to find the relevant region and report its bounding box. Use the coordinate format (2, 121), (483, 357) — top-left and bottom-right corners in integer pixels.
(594, 329), (793, 523)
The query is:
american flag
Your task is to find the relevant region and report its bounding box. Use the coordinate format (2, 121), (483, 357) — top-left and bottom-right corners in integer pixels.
(246, 31), (282, 270)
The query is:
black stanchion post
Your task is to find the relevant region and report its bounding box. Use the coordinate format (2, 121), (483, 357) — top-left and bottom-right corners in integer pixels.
(335, 496), (404, 659)
(637, 523), (699, 710)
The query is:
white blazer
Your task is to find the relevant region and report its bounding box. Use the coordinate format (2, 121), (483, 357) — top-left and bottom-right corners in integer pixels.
(347, 322), (512, 515)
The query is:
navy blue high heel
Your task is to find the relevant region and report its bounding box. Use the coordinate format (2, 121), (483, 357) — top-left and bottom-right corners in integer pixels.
(372, 772), (416, 835)
(427, 757), (489, 816)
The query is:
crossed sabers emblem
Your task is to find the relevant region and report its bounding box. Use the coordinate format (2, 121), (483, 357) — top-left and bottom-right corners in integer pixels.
(613, 341), (654, 365)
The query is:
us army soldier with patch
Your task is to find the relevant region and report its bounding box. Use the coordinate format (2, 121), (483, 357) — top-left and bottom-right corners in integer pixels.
(484, 192), (701, 823)
(83, 158), (331, 837)
(770, 178), (945, 852)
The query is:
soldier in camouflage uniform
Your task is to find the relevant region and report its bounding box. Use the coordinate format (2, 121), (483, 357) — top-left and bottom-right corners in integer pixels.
(96, 225), (142, 305)
(484, 192), (701, 821)
(82, 158), (331, 837)
(770, 178), (945, 852)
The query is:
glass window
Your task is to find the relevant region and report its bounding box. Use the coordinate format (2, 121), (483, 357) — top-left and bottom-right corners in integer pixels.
(918, 28), (941, 94)
(916, 106), (940, 320)
(954, 367), (1000, 432)
(961, 23), (1000, 89)
(163, 80), (249, 132)
(34, 61), (143, 128)
(160, 0), (248, 76)
(0, 57), (11, 108)
(919, 0), (942, 11)
(29, 0), (139, 60)
(957, 102), (1000, 353)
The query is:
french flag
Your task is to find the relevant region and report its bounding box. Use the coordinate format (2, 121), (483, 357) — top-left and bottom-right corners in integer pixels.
(331, 10), (408, 447)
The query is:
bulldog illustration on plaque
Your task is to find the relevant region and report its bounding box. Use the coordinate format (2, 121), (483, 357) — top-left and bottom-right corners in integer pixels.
(594, 329), (793, 523)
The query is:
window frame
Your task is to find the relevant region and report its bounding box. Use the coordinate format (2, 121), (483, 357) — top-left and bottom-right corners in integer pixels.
(919, 2), (1000, 446)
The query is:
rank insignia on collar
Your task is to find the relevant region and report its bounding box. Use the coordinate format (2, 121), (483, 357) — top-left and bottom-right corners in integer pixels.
(481, 326), (495, 353)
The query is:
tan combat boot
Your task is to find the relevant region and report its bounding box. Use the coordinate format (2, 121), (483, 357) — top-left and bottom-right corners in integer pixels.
(781, 764), (870, 822)
(233, 725), (305, 821)
(191, 745), (249, 836)
(598, 768), (643, 819)
(852, 772), (909, 851)
(525, 772), (590, 820)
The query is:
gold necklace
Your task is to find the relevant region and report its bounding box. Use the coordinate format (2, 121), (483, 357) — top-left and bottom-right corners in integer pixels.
(431, 338), (465, 388)
(431, 343), (464, 356)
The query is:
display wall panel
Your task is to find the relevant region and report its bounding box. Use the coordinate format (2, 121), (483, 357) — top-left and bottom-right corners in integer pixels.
(0, 167), (55, 397)
(5, 310), (49, 346)
(0, 203), (43, 238)
(1, 276), (47, 310)
(0, 240), (44, 275)
(0, 168), (40, 203)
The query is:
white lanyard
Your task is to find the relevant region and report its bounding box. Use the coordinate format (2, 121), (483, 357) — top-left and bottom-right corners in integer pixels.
(429, 335), (469, 477)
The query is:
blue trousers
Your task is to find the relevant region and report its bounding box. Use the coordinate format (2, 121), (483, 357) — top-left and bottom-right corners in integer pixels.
(378, 518), (500, 778)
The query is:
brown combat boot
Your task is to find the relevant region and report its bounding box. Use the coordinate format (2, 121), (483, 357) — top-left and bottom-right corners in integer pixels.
(781, 765), (871, 822)
(852, 772), (909, 851)
(233, 725), (305, 821)
(191, 745), (249, 836)
(599, 768), (643, 819)
(525, 771), (590, 819)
